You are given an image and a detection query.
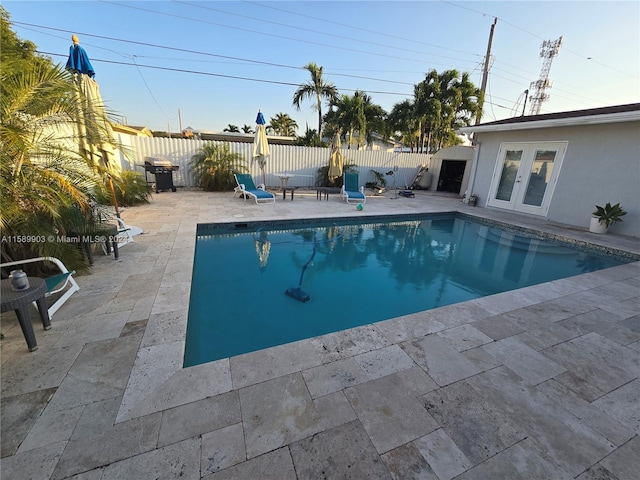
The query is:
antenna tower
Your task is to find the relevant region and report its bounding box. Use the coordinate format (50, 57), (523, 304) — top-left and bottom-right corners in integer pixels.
(528, 36), (562, 115)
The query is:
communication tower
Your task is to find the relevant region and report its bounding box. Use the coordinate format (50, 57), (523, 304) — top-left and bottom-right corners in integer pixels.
(528, 36), (563, 115)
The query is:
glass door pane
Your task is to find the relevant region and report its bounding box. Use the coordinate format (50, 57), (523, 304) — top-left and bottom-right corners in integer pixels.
(495, 150), (523, 201)
(522, 150), (556, 207)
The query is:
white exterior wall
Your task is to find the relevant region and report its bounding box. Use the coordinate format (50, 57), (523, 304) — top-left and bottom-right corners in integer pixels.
(470, 121), (640, 237)
(128, 137), (429, 189)
(429, 145), (476, 195)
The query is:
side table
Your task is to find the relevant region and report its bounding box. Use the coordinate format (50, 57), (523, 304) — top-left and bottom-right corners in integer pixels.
(282, 187), (296, 200)
(1, 277), (50, 351)
(69, 223), (119, 265)
(316, 187), (340, 200)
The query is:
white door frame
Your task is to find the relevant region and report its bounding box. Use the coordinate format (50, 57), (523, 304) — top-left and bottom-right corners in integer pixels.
(487, 141), (567, 216)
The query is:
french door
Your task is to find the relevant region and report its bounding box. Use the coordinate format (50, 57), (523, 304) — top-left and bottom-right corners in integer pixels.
(487, 141), (567, 216)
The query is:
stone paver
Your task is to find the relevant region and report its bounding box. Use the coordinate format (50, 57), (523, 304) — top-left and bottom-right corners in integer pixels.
(1, 190), (638, 479)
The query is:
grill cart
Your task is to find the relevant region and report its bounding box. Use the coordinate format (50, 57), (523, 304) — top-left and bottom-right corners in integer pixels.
(142, 157), (179, 193)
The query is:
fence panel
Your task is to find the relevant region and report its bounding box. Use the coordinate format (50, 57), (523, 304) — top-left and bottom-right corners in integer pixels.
(128, 137), (430, 189)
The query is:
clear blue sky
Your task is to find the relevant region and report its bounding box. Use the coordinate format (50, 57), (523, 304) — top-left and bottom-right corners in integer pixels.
(5, 1), (639, 134)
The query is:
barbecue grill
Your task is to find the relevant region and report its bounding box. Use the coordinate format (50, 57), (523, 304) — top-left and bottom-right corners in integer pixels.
(142, 157), (179, 193)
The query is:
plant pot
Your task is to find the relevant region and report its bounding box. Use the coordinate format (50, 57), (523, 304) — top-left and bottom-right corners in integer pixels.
(589, 216), (608, 234)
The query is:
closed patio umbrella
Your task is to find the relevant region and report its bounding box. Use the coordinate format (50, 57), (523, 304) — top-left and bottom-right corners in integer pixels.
(67, 35), (120, 217)
(328, 132), (344, 183)
(252, 110), (270, 186)
(253, 230), (271, 271)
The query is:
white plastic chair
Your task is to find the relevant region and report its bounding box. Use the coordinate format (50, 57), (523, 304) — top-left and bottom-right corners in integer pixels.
(1, 257), (80, 317)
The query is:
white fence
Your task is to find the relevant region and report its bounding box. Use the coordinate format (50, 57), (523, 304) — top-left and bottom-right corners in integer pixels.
(123, 136), (430, 189)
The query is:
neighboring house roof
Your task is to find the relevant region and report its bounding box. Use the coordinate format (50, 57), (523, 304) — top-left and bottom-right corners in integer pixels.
(198, 131), (297, 145)
(112, 124), (153, 137)
(460, 103), (640, 133)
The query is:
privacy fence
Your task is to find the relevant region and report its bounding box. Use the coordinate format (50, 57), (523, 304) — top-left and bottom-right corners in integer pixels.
(119, 136), (430, 190)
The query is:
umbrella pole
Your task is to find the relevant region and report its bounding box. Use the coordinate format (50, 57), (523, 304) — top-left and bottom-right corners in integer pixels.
(107, 175), (120, 218)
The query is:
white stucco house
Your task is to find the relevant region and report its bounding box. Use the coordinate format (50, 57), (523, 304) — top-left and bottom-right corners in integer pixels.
(458, 103), (640, 238)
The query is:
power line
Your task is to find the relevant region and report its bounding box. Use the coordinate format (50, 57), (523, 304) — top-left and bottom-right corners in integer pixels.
(244, 1), (484, 59)
(440, 0), (638, 78)
(102, 1), (478, 68)
(177, 0), (481, 65)
(131, 55), (171, 120)
(40, 48), (518, 114)
(38, 51), (414, 97)
(12, 21), (416, 88)
(14, 19), (617, 108)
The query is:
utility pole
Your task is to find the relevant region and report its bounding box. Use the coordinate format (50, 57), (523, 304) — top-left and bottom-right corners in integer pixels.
(178, 108), (183, 133)
(475, 17), (497, 126)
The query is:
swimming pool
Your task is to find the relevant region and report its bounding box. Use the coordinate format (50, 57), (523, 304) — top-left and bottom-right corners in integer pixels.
(184, 213), (634, 367)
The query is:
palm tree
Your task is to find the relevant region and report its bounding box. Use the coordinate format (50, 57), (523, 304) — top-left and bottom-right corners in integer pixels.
(269, 112), (298, 136)
(292, 62), (337, 138)
(325, 93), (364, 149)
(388, 99), (420, 152)
(296, 126), (322, 147)
(223, 124), (240, 133)
(325, 91), (386, 149)
(413, 69), (481, 152)
(1, 8), (114, 269)
(189, 142), (246, 191)
(241, 124), (254, 134)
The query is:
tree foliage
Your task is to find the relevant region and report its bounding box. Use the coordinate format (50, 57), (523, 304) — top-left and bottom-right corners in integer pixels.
(292, 62), (338, 138)
(324, 90), (386, 149)
(189, 142), (246, 191)
(269, 112), (298, 136)
(1, 7), (117, 269)
(412, 69), (482, 152)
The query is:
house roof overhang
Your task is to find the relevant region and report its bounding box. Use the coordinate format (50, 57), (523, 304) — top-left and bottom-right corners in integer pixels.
(459, 103), (640, 134)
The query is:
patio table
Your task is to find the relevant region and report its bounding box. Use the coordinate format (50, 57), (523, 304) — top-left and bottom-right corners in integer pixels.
(69, 223), (119, 265)
(315, 187), (341, 200)
(1, 277), (50, 351)
(274, 173), (295, 189)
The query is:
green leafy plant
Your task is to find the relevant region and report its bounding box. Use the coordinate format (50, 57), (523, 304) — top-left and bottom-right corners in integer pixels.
(94, 170), (151, 207)
(190, 142), (247, 191)
(365, 170), (387, 190)
(315, 163), (357, 187)
(592, 202), (627, 228)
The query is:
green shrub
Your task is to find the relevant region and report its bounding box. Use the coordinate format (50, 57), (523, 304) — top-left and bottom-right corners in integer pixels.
(315, 163), (357, 187)
(95, 170), (151, 207)
(190, 143), (247, 191)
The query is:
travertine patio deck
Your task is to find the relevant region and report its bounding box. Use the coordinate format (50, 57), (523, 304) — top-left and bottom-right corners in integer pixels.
(1, 189), (638, 479)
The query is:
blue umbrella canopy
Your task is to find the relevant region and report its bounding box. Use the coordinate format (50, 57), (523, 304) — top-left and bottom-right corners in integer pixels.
(66, 34), (95, 78)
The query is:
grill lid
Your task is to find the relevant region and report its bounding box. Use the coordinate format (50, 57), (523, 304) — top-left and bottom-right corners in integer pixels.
(144, 156), (173, 167)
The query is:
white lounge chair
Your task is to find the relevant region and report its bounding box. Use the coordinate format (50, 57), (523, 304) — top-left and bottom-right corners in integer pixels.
(1, 256), (80, 317)
(341, 172), (366, 204)
(233, 173), (276, 204)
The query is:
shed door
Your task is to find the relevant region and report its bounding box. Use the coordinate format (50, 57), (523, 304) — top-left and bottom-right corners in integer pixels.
(487, 142), (567, 215)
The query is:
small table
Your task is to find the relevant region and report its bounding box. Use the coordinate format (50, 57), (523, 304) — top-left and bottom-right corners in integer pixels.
(282, 187), (296, 200)
(275, 173), (295, 189)
(69, 223), (119, 265)
(316, 187), (341, 200)
(1, 277), (50, 351)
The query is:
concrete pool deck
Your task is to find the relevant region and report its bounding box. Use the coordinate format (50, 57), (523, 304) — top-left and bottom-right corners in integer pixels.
(1, 189), (638, 479)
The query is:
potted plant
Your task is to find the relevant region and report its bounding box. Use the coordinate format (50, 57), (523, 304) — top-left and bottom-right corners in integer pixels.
(589, 202), (627, 233)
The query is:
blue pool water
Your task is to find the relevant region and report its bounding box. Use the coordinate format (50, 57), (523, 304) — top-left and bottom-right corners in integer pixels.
(184, 214), (633, 366)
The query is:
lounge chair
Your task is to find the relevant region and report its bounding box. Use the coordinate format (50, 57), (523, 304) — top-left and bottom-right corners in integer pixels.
(1, 256), (80, 317)
(233, 173), (276, 204)
(341, 172), (367, 204)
